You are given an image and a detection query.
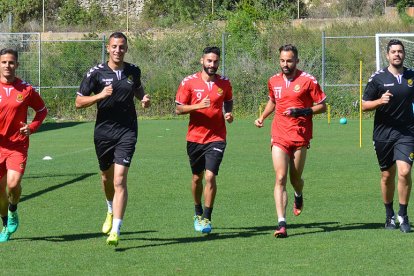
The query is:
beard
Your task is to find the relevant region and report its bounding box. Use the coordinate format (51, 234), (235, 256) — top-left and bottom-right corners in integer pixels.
(203, 65), (218, 76)
(281, 66), (295, 75)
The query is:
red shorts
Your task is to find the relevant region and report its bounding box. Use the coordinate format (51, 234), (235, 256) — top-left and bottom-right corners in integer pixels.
(271, 138), (310, 158)
(0, 146), (28, 178)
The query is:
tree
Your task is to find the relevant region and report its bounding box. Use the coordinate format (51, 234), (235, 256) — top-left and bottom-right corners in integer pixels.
(0, 0), (42, 30)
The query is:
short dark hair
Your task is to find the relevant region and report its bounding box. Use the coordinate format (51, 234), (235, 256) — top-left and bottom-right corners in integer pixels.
(0, 48), (18, 61)
(203, 46), (220, 57)
(279, 44), (298, 59)
(109, 32), (128, 43)
(387, 39), (405, 53)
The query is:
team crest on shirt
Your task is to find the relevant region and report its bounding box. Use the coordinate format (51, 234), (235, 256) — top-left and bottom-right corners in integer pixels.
(127, 75), (134, 84)
(217, 88), (223, 96)
(16, 93), (24, 102)
(293, 84), (301, 93)
(408, 79), (413, 88)
(410, 152), (414, 162)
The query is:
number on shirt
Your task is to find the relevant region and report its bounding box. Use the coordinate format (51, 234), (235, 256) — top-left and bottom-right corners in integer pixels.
(196, 92), (202, 101)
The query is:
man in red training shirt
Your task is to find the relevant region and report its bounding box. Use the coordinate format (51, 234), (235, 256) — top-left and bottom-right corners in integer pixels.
(175, 46), (233, 234)
(0, 48), (48, 242)
(255, 44), (326, 238)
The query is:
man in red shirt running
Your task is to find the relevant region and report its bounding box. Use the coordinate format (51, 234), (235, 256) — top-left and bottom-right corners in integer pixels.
(175, 46), (233, 233)
(255, 44), (326, 238)
(0, 48), (48, 242)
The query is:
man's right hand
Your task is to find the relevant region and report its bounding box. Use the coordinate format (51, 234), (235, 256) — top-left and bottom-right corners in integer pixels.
(254, 118), (264, 128)
(99, 84), (113, 100)
(199, 95), (210, 109)
(380, 90), (393, 105)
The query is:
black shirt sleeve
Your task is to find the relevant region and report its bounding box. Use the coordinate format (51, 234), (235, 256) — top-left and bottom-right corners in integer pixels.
(78, 68), (100, 96)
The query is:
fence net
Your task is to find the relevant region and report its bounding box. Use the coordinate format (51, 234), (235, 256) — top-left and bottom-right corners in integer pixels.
(1, 31), (399, 120)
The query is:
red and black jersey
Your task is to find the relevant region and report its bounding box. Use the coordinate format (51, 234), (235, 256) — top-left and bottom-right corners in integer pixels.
(175, 72), (233, 144)
(363, 67), (414, 141)
(78, 62), (142, 140)
(0, 78), (47, 147)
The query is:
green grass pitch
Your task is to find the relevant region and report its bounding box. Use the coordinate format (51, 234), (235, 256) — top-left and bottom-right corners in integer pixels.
(1, 118), (414, 274)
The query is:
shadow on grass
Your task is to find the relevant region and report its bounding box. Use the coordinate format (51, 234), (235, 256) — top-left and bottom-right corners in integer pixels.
(15, 230), (156, 242)
(37, 122), (86, 133)
(12, 221), (387, 249)
(20, 173), (96, 202)
(113, 221), (385, 252)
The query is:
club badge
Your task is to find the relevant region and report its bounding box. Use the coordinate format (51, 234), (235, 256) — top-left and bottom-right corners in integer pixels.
(16, 93), (24, 102)
(127, 75), (134, 84)
(217, 88), (223, 96)
(408, 79), (413, 88)
(293, 84), (301, 93)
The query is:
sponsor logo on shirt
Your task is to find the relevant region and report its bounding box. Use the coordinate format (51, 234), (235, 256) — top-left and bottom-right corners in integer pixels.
(383, 83), (394, 87)
(217, 88), (223, 96)
(16, 93), (24, 102)
(102, 78), (113, 86)
(408, 79), (413, 87)
(293, 84), (301, 93)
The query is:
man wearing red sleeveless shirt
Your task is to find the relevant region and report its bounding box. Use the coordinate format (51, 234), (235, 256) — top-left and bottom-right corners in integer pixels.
(0, 48), (48, 242)
(255, 44), (326, 238)
(175, 46), (233, 234)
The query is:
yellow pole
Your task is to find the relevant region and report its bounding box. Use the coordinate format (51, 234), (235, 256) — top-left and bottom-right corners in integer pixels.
(327, 104), (331, 125)
(359, 60), (363, 148)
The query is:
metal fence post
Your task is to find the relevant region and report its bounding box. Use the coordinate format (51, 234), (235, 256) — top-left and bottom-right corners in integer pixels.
(221, 32), (226, 76)
(101, 35), (106, 63)
(321, 31), (325, 92)
(39, 32), (42, 94)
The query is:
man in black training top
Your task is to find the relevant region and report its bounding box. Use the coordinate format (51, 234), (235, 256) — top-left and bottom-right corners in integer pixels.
(75, 32), (150, 246)
(362, 39), (414, 233)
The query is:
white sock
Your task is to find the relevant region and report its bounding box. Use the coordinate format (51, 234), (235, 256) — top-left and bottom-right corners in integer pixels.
(278, 217), (286, 223)
(111, 218), (122, 235)
(106, 200), (113, 214)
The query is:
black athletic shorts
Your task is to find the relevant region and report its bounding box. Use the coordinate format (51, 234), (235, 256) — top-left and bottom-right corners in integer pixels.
(94, 132), (137, 171)
(374, 135), (414, 171)
(187, 141), (226, 175)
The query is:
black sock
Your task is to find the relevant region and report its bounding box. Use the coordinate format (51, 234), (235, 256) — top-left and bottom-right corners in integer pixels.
(384, 202), (394, 218)
(8, 204), (17, 212)
(203, 207), (213, 221)
(194, 204), (203, 216)
(398, 203), (408, 217)
(279, 221), (287, 228)
(1, 216), (7, 227)
(294, 193), (303, 207)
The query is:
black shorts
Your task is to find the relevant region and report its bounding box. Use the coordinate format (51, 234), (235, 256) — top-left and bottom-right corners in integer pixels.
(187, 141), (226, 175)
(374, 137), (414, 171)
(94, 133), (137, 171)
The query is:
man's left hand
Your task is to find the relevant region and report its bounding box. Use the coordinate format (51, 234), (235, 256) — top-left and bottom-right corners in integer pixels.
(225, 112), (233, 123)
(19, 122), (31, 136)
(141, 94), (151, 108)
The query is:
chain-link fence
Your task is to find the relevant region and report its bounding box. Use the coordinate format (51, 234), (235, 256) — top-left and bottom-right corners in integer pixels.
(0, 33), (40, 87)
(0, 31), (396, 120)
(322, 33), (376, 118)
